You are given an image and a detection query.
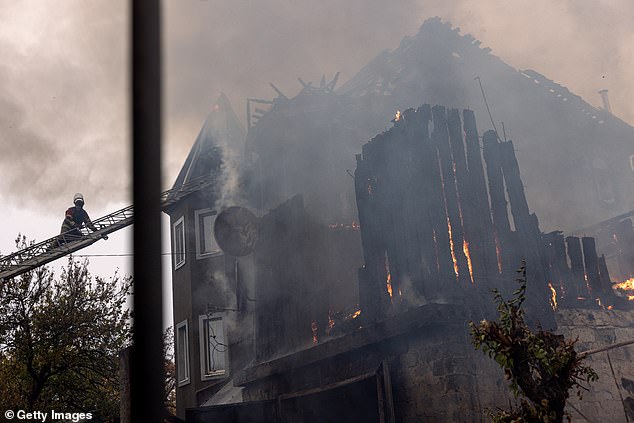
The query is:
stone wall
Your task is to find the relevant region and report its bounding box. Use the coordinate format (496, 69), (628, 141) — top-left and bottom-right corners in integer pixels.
(391, 307), (634, 422)
(391, 323), (511, 422)
(557, 309), (634, 422)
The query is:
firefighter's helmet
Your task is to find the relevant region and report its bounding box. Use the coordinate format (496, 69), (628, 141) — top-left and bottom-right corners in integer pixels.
(73, 193), (85, 205)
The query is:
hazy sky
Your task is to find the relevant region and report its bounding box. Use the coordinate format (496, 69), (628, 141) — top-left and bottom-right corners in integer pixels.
(1, 0), (632, 325)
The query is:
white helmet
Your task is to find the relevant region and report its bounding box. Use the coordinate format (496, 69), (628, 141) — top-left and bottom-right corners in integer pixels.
(73, 193), (84, 205)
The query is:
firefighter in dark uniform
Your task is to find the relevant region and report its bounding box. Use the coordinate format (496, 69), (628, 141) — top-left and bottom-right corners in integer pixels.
(56, 193), (107, 246)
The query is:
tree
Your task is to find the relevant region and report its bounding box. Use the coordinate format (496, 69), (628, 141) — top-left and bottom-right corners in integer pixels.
(163, 326), (177, 414)
(469, 262), (598, 423)
(0, 235), (132, 420)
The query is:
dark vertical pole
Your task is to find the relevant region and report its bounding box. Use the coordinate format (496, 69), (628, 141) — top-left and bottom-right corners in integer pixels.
(131, 1), (164, 422)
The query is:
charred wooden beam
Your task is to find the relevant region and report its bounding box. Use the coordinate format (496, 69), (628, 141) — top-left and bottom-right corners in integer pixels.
(616, 218), (634, 279)
(447, 109), (483, 287)
(408, 106), (443, 295)
(565, 236), (587, 297)
(269, 82), (288, 99)
(543, 231), (571, 301)
(355, 152), (389, 320)
(582, 237), (602, 297)
(417, 105), (455, 295)
(326, 72), (340, 92)
(598, 254), (614, 298)
(432, 105), (470, 286)
(391, 108), (428, 295)
(482, 130), (512, 274)
(463, 110), (497, 280)
(498, 141), (533, 237)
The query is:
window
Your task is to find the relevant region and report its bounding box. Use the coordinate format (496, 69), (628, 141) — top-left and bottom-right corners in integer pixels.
(175, 320), (190, 386)
(195, 209), (221, 259)
(199, 314), (228, 380)
(629, 155), (634, 173)
(591, 158), (616, 205)
(173, 216), (186, 269)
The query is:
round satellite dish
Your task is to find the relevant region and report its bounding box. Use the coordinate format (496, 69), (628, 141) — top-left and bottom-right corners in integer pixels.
(213, 206), (259, 256)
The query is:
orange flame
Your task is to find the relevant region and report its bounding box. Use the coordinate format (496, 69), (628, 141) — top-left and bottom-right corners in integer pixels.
(613, 277), (634, 291)
(386, 272), (393, 298)
(548, 282), (558, 311)
(351, 309), (361, 319)
(394, 110), (401, 121)
(613, 277), (634, 301)
(447, 217), (459, 278)
(463, 240), (474, 283)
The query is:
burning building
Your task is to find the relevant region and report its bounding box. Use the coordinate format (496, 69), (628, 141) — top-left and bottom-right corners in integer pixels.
(167, 18), (634, 422)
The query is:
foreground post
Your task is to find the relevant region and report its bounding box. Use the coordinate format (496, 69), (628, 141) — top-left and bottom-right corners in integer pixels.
(131, 1), (164, 421)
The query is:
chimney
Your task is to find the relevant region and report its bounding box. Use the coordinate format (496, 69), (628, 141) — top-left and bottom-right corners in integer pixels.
(598, 89), (612, 113)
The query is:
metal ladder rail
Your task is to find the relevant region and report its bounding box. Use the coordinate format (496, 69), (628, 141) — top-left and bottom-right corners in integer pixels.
(0, 206), (135, 280)
(0, 173), (217, 280)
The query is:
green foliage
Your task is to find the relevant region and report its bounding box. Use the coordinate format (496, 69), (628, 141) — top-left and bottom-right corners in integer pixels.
(163, 326), (177, 414)
(469, 261), (598, 423)
(0, 235), (132, 420)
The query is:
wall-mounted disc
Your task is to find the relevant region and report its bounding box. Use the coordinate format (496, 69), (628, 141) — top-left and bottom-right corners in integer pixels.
(213, 206), (259, 256)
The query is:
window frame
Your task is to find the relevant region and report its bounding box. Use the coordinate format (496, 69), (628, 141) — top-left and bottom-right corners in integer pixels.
(175, 319), (190, 387)
(194, 209), (221, 259)
(173, 216), (186, 270)
(198, 313), (228, 381)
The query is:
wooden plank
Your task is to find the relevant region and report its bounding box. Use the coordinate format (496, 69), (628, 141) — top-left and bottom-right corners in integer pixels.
(447, 109), (479, 285)
(432, 105), (470, 287)
(565, 236), (587, 297)
(419, 105), (455, 294)
(462, 112), (498, 286)
(597, 254), (613, 296)
(408, 106), (439, 294)
(482, 130), (511, 275)
(582, 237), (602, 297)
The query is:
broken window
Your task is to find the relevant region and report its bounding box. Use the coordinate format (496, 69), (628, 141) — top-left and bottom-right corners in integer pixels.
(176, 320), (190, 386)
(173, 216), (186, 269)
(194, 209), (220, 259)
(199, 314), (228, 380)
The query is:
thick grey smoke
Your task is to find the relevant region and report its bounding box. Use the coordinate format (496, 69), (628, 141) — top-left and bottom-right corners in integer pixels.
(1, 0), (632, 218)
(0, 1), (128, 212)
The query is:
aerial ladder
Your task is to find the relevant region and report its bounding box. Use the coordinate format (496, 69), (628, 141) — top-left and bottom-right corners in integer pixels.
(0, 174), (216, 281)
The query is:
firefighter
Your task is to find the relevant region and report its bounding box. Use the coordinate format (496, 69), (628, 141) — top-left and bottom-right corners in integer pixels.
(56, 193), (108, 246)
